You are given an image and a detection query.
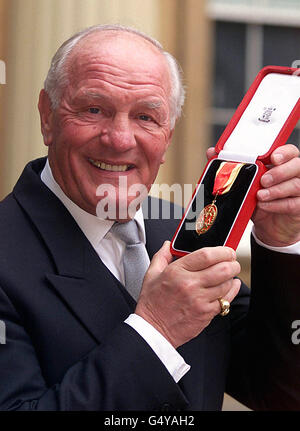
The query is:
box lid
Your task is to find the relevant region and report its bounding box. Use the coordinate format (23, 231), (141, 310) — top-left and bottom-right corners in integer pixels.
(215, 66), (300, 164)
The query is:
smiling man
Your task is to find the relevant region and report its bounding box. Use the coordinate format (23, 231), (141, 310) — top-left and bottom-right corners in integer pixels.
(39, 30), (174, 219)
(0, 24), (300, 411)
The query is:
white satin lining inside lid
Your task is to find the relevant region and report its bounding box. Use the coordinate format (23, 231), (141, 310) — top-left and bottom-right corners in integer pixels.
(219, 73), (300, 162)
(217, 150), (257, 164)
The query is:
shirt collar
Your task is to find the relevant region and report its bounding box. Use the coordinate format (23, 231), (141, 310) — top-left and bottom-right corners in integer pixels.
(40, 159), (147, 248)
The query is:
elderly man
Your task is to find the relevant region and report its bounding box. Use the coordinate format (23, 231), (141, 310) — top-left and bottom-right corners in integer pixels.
(0, 24), (299, 411)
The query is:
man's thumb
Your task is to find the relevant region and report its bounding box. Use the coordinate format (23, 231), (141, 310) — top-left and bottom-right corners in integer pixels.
(147, 240), (173, 276)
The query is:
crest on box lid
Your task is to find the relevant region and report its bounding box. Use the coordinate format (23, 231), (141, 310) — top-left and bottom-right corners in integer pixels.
(215, 67), (300, 165)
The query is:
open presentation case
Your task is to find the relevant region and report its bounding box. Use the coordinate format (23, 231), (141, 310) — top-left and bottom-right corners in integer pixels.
(171, 66), (300, 257)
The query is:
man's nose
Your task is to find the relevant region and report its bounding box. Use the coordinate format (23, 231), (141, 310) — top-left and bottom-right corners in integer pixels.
(101, 114), (136, 151)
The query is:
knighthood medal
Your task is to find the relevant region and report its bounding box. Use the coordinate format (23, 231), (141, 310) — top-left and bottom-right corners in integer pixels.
(196, 161), (245, 235)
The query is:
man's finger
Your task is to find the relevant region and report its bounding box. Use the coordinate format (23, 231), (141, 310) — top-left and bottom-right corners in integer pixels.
(147, 240), (173, 276)
(194, 259), (241, 288)
(257, 177), (300, 202)
(179, 246), (236, 272)
(260, 156), (300, 188)
(205, 278), (241, 303)
(256, 196), (300, 215)
(222, 278), (242, 303)
(206, 147), (217, 161)
(214, 278), (241, 315)
(270, 143), (300, 166)
(204, 278), (241, 317)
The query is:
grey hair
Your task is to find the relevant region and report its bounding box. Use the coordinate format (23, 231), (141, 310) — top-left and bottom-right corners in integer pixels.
(44, 24), (185, 128)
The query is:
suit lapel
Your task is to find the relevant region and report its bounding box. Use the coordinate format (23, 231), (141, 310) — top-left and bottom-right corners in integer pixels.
(44, 258), (136, 344)
(13, 158), (135, 343)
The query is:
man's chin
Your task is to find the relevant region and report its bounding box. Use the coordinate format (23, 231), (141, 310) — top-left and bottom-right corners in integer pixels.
(95, 194), (146, 221)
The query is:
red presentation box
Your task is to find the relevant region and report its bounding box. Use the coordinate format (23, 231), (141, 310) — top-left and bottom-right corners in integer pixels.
(171, 66), (300, 257)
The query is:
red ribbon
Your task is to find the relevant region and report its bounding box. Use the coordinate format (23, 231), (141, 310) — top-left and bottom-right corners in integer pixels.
(212, 162), (242, 195)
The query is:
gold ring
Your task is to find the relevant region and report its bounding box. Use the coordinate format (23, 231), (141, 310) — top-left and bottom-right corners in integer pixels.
(218, 298), (230, 316)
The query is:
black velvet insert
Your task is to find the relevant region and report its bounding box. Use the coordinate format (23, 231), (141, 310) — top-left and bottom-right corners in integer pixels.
(173, 159), (257, 252)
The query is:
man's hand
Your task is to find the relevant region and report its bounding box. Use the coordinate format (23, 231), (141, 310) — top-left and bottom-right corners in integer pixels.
(135, 242), (241, 349)
(253, 144), (300, 246)
(207, 144), (300, 247)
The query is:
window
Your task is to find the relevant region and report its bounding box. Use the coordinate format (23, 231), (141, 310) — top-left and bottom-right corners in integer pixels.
(207, 1), (300, 148)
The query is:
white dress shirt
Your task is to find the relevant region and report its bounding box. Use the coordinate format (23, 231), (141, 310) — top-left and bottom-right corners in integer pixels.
(252, 227), (300, 255)
(40, 159), (190, 383)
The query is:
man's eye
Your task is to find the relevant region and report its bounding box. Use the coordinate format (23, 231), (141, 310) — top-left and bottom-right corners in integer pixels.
(139, 114), (153, 122)
(88, 107), (101, 114)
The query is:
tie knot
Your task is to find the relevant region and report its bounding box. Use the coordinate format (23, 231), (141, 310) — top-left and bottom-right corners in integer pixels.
(111, 220), (141, 245)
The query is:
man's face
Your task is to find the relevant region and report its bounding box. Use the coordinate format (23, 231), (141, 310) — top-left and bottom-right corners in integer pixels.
(39, 32), (173, 220)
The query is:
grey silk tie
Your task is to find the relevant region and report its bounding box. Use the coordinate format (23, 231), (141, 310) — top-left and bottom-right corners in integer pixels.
(111, 220), (149, 301)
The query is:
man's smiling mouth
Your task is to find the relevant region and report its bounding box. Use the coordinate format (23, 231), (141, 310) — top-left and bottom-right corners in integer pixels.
(88, 158), (134, 172)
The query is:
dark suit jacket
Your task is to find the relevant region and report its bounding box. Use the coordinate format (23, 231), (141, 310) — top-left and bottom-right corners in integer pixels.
(0, 157), (299, 411)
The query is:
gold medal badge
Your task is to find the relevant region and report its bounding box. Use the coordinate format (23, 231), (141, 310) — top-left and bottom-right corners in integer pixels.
(196, 162), (244, 235)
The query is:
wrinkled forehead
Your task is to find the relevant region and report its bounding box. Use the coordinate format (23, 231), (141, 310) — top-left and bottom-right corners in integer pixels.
(66, 31), (172, 91)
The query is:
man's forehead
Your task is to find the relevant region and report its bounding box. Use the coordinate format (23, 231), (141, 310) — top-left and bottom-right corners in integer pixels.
(67, 31), (170, 80)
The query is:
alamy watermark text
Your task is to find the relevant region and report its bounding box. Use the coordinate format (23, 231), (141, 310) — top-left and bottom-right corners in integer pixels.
(0, 320), (6, 344)
(291, 320), (300, 345)
(0, 60), (6, 85)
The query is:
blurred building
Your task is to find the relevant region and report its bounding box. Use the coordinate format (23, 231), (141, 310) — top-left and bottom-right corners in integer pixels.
(0, 0), (211, 198)
(208, 0), (300, 150)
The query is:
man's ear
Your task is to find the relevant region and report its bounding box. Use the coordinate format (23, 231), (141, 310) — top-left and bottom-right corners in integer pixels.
(38, 89), (55, 146)
(160, 128), (174, 164)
